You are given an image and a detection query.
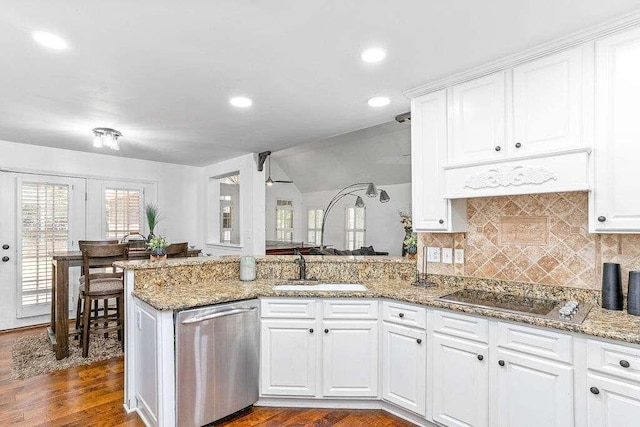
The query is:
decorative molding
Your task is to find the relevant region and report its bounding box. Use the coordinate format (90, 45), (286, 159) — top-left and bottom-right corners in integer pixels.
(464, 166), (557, 190)
(403, 9), (640, 98)
(442, 147), (591, 170)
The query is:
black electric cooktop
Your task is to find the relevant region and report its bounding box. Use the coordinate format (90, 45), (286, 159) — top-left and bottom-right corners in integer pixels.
(437, 289), (591, 324)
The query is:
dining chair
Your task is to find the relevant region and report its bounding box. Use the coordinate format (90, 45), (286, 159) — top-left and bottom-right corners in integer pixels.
(165, 242), (189, 258)
(79, 243), (129, 357)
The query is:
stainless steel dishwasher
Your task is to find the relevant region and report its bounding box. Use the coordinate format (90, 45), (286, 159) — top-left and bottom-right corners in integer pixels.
(176, 300), (259, 426)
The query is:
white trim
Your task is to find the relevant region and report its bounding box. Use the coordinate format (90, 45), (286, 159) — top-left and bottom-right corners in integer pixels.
(442, 147), (592, 170)
(0, 165), (156, 185)
(403, 9), (640, 98)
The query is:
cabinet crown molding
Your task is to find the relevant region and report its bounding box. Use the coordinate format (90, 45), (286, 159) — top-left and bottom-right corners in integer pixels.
(403, 9), (640, 98)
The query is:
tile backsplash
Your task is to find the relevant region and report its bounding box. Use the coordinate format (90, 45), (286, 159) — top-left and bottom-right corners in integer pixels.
(418, 192), (640, 290)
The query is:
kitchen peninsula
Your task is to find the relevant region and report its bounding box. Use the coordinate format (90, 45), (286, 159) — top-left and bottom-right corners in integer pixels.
(118, 256), (640, 427)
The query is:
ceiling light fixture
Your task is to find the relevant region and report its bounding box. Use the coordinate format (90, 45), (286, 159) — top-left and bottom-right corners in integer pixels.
(361, 48), (386, 63)
(230, 96), (253, 108)
(92, 127), (122, 151)
(32, 31), (68, 50)
(368, 96), (390, 107)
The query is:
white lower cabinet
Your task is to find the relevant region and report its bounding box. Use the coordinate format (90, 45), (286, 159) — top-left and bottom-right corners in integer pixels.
(432, 332), (488, 427)
(260, 318), (318, 396)
(382, 322), (427, 416)
(587, 372), (640, 426)
(495, 348), (574, 427)
(322, 320), (378, 397)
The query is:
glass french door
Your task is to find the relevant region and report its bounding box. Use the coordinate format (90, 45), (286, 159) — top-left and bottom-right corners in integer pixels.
(0, 172), (85, 329)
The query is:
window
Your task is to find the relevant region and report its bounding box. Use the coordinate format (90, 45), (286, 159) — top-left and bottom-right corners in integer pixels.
(307, 209), (323, 245)
(20, 182), (69, 308)
(276, 199), (294, 242)
(345, 207), (365, 250)
(218, 173), (240, 244)
(105, 188), (142, 239)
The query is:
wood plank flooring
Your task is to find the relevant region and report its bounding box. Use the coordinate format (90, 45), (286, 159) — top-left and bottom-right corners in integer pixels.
(1, 327), (416, 426)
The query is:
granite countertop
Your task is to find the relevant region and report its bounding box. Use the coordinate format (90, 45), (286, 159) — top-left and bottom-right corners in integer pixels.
(132, 278), (640, 345)
(115, 255), (414, 270)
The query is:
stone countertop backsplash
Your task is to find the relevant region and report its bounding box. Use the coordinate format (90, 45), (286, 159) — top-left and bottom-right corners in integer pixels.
(125, 254), (640, 345)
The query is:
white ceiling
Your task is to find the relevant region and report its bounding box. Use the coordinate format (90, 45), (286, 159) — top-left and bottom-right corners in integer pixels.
(1, 1), (639, 166)
(273, 120), (410, 193)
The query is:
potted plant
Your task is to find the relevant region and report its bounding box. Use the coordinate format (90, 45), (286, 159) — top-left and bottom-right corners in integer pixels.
(147, 235), (169, 261)
(145, 203), (161, 242)
(404, 234), (418, 260)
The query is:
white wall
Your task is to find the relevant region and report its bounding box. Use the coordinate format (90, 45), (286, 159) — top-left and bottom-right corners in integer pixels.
(202, 153), (265, 256)
(0, 139), (203, 246)
(265, 160), (304, 243)
(302, 183), (411, 256)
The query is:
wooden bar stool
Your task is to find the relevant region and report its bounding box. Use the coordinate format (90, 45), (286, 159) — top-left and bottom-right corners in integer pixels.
(76, 240), (120, 335)
(79, 243), (129, 357)
(165, 242), (189, 258)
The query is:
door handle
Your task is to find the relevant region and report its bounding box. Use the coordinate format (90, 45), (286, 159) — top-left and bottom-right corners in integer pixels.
(2, 256), (9, 262)
(2, 244), (9, 250)
(180, 307), (257, 324)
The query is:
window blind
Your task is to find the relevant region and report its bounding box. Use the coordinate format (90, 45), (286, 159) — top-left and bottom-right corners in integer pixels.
(105, 188), (141, 239)
(20, 182), (69, 306)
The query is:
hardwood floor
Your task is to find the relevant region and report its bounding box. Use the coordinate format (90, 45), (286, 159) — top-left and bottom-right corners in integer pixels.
(1, 327), (416, 426)
(0, 326), (144, 427)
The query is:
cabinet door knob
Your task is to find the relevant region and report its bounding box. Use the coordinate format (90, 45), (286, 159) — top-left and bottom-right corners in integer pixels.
(438, 219), (444, 224)
(590, 386), (600, 395)
(495, 146), (502, 152)
(477, 354), (484, 361)
(324, 328), (329, 334)
(598, 216), (607, 222)
(309, 328), (314, 333)
(515, 142), (522, 148)
(1, 256), (9, 262)
(498, 360), (505, 366)
(2, 244), (9, 250)
(620, 360), (630, 368)
(416, 338), (422, 344)
(398, 313), (405, 318)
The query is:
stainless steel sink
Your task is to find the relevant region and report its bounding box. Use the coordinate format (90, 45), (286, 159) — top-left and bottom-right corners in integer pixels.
(273, 283), (367, 291)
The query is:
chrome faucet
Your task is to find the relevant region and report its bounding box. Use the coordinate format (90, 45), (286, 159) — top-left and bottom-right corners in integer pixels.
(294, 249), (307, 280)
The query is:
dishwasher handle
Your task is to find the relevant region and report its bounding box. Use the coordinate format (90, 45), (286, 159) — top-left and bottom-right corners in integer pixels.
(181, 307), (258, 324)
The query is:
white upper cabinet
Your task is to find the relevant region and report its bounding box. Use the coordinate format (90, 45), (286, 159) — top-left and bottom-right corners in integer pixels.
(512, 46), (586, 155)
(411, 90), (467, 232)
(448, 71), (507, 165)
(592, 27), (640, 232)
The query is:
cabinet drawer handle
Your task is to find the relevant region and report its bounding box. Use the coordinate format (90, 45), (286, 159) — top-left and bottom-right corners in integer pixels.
(398, 313), (405, 318)
(2, 244), (9, 250)
(498, 360), (505, 367)
(598, 216), (607, 223)
(515, 142), (522, 148)
(324, 328), (329, 334)
(477, 354), (484, 361)
(309, 328), (314, 333)
(416, 338), (422, 344)
(620, 360), (630, 368)
(438, 219), (444, 224)
(590, 386), (600, 395)
(495, 146), (501, 152)
(1, 256), (9, 262)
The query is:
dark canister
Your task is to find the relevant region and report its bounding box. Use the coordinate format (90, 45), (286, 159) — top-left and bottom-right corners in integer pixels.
(602, 262), (623, 310)
(628, 271), (640, 316)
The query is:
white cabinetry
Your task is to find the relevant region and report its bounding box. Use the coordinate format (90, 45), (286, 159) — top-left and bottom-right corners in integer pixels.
(587, 372), (640, 426)
(448, 71), (507, 164)
(322, 320), (378, 397)
(411, 90), (467, 232)
(432, 332), (488, 427)
(512, 46), (586, 155)
(592, 27), (640, 232)
(260, 319), (318, 396)
(381, 307), (427, 416)
(495, 348), (574, 427)
(260, 298), (378, 399)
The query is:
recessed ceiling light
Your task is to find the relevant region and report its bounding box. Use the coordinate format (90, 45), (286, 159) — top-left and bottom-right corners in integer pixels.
(361, 48), (386, 63)
(230, 96), (253, 108)
(368, 96), (390, 107)
(32, 31), (68, 50)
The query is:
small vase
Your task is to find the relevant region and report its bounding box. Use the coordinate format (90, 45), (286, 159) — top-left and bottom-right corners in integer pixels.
(147, 231), (155, 243)
(406, 246), (417, 260)
(602, 262), (623, 310)
(628, 271), (640, 316)
(150, 247), (167, 261)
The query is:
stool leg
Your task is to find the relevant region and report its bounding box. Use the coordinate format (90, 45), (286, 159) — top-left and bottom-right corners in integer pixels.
(74, 293), (82, 340)
(118, 296), (125, 352)
(82, 296), (92, 358)
(93, 299), (99, 321)
(116, 297), (122, 342)
(103, 298), (109, 338)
